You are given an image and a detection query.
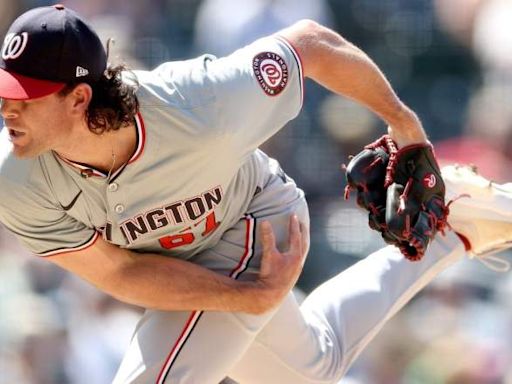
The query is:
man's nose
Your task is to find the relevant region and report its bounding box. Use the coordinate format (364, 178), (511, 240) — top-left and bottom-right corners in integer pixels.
(0, 99), (19, 119)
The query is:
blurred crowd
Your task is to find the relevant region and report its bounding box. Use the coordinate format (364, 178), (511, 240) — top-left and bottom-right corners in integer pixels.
(1, 0), (512, 383)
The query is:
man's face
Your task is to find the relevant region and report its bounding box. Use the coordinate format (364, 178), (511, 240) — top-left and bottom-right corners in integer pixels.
(1, 92), (71, 158)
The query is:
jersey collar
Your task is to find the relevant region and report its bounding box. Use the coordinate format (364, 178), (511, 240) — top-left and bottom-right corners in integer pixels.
(56, 112), (146, 179)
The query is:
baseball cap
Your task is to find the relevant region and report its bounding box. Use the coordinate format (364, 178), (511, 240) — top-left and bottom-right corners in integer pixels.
(0, 4), (107, 100)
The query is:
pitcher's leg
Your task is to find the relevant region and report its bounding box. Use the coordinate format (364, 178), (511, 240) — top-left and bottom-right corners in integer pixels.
(113, 308), (277, 384)
(230, 232), (465, 384)
(298, 231), (465, 377)
(229, 291), (341, 384)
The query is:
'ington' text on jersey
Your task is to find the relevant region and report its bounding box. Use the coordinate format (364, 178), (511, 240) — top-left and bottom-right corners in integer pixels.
(120, 186), (223, 243)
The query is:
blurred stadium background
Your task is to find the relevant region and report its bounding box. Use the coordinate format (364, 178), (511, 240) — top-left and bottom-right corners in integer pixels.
(1, 0), (512, 383)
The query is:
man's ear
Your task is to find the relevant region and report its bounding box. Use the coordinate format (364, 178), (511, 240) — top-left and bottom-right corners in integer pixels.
(68, 83), (93, 116)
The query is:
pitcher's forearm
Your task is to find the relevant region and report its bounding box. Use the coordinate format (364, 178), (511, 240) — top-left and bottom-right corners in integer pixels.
(103, 253), (276, 314)
(48, 217), (306, 314)
(280, 20), (427, 147)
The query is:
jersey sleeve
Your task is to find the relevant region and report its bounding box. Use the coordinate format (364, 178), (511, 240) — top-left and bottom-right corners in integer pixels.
(205, 35), (304, 157)
(135, 35), (304, 161)
(0, 182), (99, 257)
(0, 142), (98, 257)
(134, 35), (303, 161)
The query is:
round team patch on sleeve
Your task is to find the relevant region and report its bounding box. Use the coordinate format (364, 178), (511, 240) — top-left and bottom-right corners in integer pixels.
(253, 52), (289, 96)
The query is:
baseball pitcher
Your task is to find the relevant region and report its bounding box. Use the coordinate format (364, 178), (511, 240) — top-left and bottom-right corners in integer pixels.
(0, 5), (510, 384)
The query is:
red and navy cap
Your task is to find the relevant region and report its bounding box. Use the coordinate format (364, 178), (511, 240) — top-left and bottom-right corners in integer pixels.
(0, 4), (107, 100)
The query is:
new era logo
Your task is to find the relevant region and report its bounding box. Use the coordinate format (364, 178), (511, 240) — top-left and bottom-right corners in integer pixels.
(76, 66), (89, 77)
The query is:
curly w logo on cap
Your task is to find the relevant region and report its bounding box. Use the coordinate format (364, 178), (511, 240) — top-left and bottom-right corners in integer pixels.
(1, 32), (28, 60)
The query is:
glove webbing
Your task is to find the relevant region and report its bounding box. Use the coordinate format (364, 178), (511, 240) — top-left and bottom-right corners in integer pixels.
(364, 135), (398, 188)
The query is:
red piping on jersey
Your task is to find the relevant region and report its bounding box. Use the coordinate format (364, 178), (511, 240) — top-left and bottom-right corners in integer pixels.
(40, 231), (100, 257)
(128, 112), (146, 164)
(156, 310), (203, 384)
(107, 112), (147, 181)
(229, 215), (256, 278)
(56, 154), (106, 178)
(276, 35), (305, 106)
(55, 112), (146, 178)
(155, 216), (256, 383)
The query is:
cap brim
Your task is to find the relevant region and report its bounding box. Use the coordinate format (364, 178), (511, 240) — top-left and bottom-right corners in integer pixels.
(0, 68), (65, 100)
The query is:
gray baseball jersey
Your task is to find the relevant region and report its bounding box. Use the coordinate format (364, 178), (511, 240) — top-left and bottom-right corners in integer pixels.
(0, 34), (466, 384)
(0, 35), (303, 259)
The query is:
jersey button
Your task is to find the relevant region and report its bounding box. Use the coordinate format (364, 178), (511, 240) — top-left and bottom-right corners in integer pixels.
(114, 204), (125, 214)
(108, 182), (119, 192)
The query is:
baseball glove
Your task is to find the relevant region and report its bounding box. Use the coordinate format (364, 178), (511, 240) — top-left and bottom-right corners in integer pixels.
(344, 135), (449, 261)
